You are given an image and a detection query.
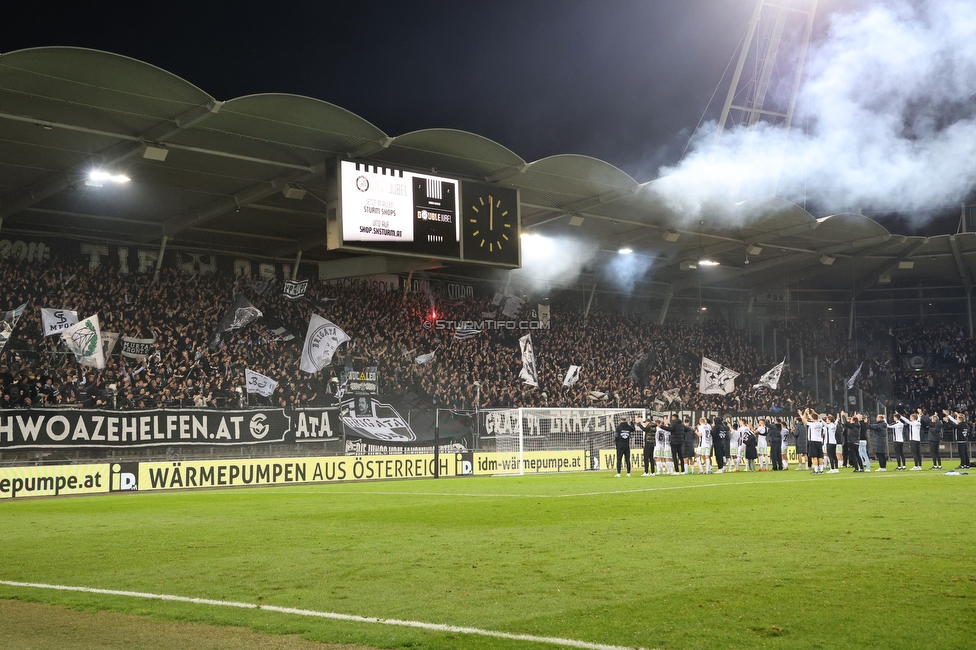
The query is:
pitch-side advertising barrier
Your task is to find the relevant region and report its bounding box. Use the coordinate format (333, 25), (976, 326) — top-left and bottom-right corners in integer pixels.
(0, 449), (590, 499)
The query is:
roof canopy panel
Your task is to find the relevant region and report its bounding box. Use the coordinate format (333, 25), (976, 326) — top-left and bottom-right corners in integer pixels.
(212, 94), (387, 155)
(374, 128), (525, 179)
(0, 48), (213, 132)
(0, 47), (970, 301)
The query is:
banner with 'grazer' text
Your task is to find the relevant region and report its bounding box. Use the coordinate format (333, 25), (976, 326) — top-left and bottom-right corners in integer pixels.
(0, 408), (342, 449)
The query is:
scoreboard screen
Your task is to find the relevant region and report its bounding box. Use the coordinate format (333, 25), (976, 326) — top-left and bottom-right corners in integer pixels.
(339, 160), (460, 258)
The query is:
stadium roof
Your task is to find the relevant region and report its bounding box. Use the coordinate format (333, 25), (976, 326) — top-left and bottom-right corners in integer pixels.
(1, 47), (974, 305)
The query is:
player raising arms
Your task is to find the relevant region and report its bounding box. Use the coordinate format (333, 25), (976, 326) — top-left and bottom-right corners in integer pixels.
(696, 417), (713, 474)
(654, 420), (672, 475)
(799, 409), (826, 475)
(755, 418), (769, 471)
(824, 414), (840, 473)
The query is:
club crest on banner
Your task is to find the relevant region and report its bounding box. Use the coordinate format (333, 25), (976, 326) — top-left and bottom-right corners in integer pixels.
(699, 356), (739, 395)
(245, 368), (278, 397)
(61, 315), (106, 369)
(41, 308), (78, 336)
(340, 396), (417, 442)
(300, 314), (350, 373)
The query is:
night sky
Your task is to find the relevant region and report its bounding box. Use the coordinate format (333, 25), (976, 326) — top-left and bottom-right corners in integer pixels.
(0, 1), (851, 180)
(3, 0), (958, 233)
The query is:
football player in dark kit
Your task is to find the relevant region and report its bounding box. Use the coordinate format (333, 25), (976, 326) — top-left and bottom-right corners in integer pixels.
(614, 415), (635, 477)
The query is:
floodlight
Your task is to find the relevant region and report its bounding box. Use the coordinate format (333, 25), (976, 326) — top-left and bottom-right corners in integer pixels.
(86, 170), (130, 187)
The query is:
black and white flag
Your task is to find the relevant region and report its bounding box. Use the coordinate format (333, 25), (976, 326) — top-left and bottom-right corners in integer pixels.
(270, 327), (295, 342)
(245, 368), (278, 397)
(847, 362), (863, 390)
(283, 279), (309, 301)
(753, 358), (786, 390)
(502, 296), (524, 318)
(0, 303), (27, 357)
(700, 356), (739, 395)
(519, 333), (538, 387)
(210, 295), (263, 351)
(249, 280), (270, 296)
(538, 303), (551, 326)
(40, 308), (78, 336)
(662, 388), (681, 404)
(454, 327), (481, 341)
(415, 347), (438, 365)
(101, 332), (119, 357)
(121, 336), (156, 360)
(562, 364), (581, 387)
(299, 314), (350, 373)
(627, 349), (658, 383)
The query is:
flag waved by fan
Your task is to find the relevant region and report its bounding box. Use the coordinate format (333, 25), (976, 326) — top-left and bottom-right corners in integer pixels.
(61, 315), (106, 369)
(753, 359), (786, 390)
(299, 314), (350, 373)
(699, 356), (739, 395)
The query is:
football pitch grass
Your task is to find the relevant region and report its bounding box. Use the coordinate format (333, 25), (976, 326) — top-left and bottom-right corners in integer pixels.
(1, 469), (974, 649)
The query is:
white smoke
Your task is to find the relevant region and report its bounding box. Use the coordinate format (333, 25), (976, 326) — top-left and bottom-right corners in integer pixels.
(652, 0), (976, 223)
(602, 252), (656, 294)
(509, 233), (600, 291)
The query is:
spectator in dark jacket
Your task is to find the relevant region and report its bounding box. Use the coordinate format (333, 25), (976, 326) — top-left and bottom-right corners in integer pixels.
(921, 412), (944, 469)
(867, 415), (889, 471)
(662, 415), (685, 474)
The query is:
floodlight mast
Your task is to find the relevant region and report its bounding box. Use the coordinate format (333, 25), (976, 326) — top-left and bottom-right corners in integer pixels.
(715, 0), (819, 142)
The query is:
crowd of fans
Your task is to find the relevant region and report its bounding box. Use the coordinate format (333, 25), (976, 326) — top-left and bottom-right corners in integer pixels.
(0, 256), (971, 418)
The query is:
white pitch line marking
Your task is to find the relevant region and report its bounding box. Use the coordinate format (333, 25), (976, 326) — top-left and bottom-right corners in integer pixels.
(0, 580), (643, 650)
(269, 472), (888, 499)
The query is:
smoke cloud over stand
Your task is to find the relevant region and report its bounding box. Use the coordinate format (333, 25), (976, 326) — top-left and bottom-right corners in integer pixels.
(652, 0), (976, 225)
(508, 234), (601, 293)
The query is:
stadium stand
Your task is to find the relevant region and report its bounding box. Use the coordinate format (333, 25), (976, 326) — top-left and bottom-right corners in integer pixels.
(4, 251), (974, 427)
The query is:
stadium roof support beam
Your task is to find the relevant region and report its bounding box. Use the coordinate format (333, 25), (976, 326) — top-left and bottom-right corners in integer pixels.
(521, 186), (640, 230)
(316, 255), (441, 281)
(949, 235), (975, 338)
(156, 161), (328, 240)
(851, 237), (926, 298)
(347, 137), (394, 159)
(486, 163), (530, 183)
(0, 102), (222, 220)
(948, 235), (973, 292)
(669, 232), (893, 295)
(749, 236), (901, 294)
(658, 284), (673, 325)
